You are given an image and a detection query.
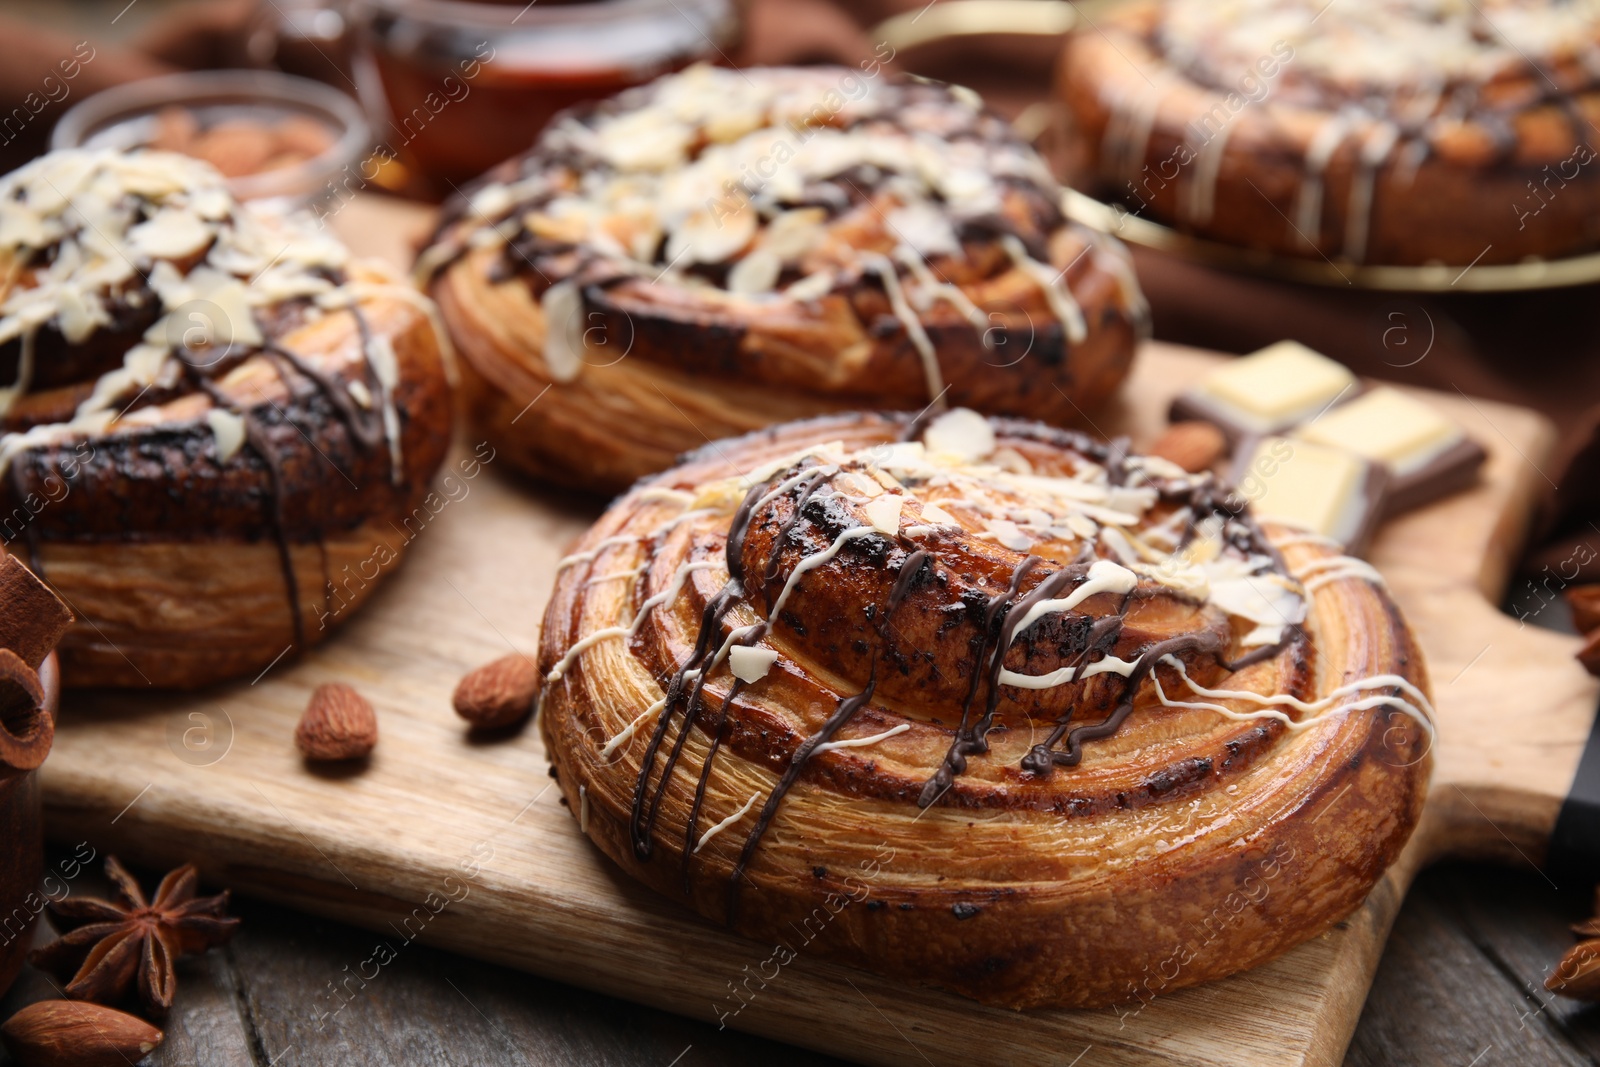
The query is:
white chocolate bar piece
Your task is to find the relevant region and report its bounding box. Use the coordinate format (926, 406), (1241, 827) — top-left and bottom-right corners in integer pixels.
(1239, 436), (1371, 545)
(1198, 341), (1357, 432)
(1296, 387), (1463, 476)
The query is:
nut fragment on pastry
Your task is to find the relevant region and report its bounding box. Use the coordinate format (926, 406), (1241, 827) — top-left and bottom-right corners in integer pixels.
(0, 149), (454, 688)
(1059, 0), (1600, 266)
(420, 64), (1150, 494)
(538, 408), (1433, 1010)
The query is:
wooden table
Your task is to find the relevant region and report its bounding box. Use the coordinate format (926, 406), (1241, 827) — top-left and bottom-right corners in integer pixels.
(1, 852), (1598, 1066)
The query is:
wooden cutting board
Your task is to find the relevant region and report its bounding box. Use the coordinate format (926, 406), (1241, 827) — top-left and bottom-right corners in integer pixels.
(38, 201), (1598, 1067)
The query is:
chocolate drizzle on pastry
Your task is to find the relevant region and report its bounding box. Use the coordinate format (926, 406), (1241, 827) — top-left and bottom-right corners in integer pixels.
(543, 409), (1437, 923)
(540, 411), (1439, 1008)
(421, 64), (1150, 411)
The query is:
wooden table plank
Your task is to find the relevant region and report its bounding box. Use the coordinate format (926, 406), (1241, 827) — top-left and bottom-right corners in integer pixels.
(225, 898), (850, 1067)
(150, 952), (257, 1067)
(1347, 865), (1590, 1067)
(1430, 864), (1600, 1064)
(7, 856), (1600, 1066)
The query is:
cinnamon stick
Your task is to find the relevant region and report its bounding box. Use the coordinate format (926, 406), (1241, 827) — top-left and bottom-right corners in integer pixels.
(0, 647), (51, 772)
(0, 553), (72, 669)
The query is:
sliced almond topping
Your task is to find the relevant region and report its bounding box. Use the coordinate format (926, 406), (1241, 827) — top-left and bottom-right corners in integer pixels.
(126, 207), (212, 260)
(206, 408), (247, 463)
(863, 494), (903, 536)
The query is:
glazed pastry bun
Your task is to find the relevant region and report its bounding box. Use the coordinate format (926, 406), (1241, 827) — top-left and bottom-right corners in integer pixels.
(0, 149), (453, 688)
(538, 409), (1434, 1009)
(422, 64), (1149, 494)
(1059, 0), (1600, 265)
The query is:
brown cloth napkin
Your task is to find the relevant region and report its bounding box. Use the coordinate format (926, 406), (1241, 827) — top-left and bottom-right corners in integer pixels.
(2, 0), (1594, 581)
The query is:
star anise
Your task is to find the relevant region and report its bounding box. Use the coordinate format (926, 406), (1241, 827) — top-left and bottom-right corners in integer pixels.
(30, 856), (240, 1017)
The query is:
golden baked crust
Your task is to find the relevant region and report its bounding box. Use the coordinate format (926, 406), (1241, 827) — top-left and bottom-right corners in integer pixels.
(538, 410), (1433, 1009)
(424, 65), (1147, 494)
(1058, 0), (1600, 266)
(0, 150), (453, 688)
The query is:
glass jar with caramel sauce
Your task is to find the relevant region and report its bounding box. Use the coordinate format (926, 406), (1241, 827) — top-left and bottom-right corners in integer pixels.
(351, 0), (741, 199)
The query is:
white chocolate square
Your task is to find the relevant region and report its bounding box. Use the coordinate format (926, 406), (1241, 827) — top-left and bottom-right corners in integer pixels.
(1199, 341), (1357, 431)
(1297, 387), (1462, 475)
(1240, 436), (1367, 544)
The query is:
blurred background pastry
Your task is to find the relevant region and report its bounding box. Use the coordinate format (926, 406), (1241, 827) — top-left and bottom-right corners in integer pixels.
(1058, 0), (1600, 266)
(420, 64), (1149, 493)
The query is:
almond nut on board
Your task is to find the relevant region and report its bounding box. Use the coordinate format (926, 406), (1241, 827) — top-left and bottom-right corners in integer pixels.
(1568, 584), (1600, 635)
(1580, 628), (1600, 680)
(295, 683), (378, 761)
(453, 654), (541, 729)
(1548, 939), (1600, 1000)
(1147, 421), (1228, 473)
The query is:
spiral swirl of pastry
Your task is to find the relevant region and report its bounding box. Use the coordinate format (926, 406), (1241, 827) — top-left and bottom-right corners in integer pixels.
(1060, 0), (1600, 265)
(538, 409), (1434, 1009)
(0, 150), (453, 687)
(423, 64), (1148, 493)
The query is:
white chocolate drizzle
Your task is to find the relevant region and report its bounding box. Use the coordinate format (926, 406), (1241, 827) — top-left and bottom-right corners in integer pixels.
(1181, 120), (1234, 225)
(1008, 558), (1140, 636)
(546, 559), (715, 682)
(999, 236), (1087, 344)
(693, 791), (762, 853)
(1293, 553), (1387, 592)
(1293, 113), (1352, 249)
(863, 253), (943, 406)
(1152, 655), (1436, 739)
(1343, 122), (1401, 264)
(811, 723), (911, 755)
(601, 698), (667, 759)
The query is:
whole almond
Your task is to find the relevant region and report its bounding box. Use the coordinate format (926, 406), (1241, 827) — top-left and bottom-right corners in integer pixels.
(1, 1000), (163, 1067)
(453, 654), (540, 729)
(1568, 584), (1600, 636)
(295, 682), (377, 761)
(1148, 421), (1227, 473)
(1579, 627), (1600, 680)
(190, 121), (274, 178)
(1548, 939), (1600, 999)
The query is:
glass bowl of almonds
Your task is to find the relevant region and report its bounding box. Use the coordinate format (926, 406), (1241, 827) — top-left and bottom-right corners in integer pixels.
(51, 69), (370, 208)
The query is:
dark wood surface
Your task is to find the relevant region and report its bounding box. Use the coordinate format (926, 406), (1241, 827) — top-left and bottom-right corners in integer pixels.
(1, 855), (1597, 1067)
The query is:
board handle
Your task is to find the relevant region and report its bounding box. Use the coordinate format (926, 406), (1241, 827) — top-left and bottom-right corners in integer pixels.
(1414, 587), (1600, 882)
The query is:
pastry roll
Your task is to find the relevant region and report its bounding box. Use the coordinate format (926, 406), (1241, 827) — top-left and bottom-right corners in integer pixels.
(538, 409), (1433, 1008)
(0, 150), (453, 688)
(1059, 0), (1600, 265)
(422, 65), (1149, 494)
